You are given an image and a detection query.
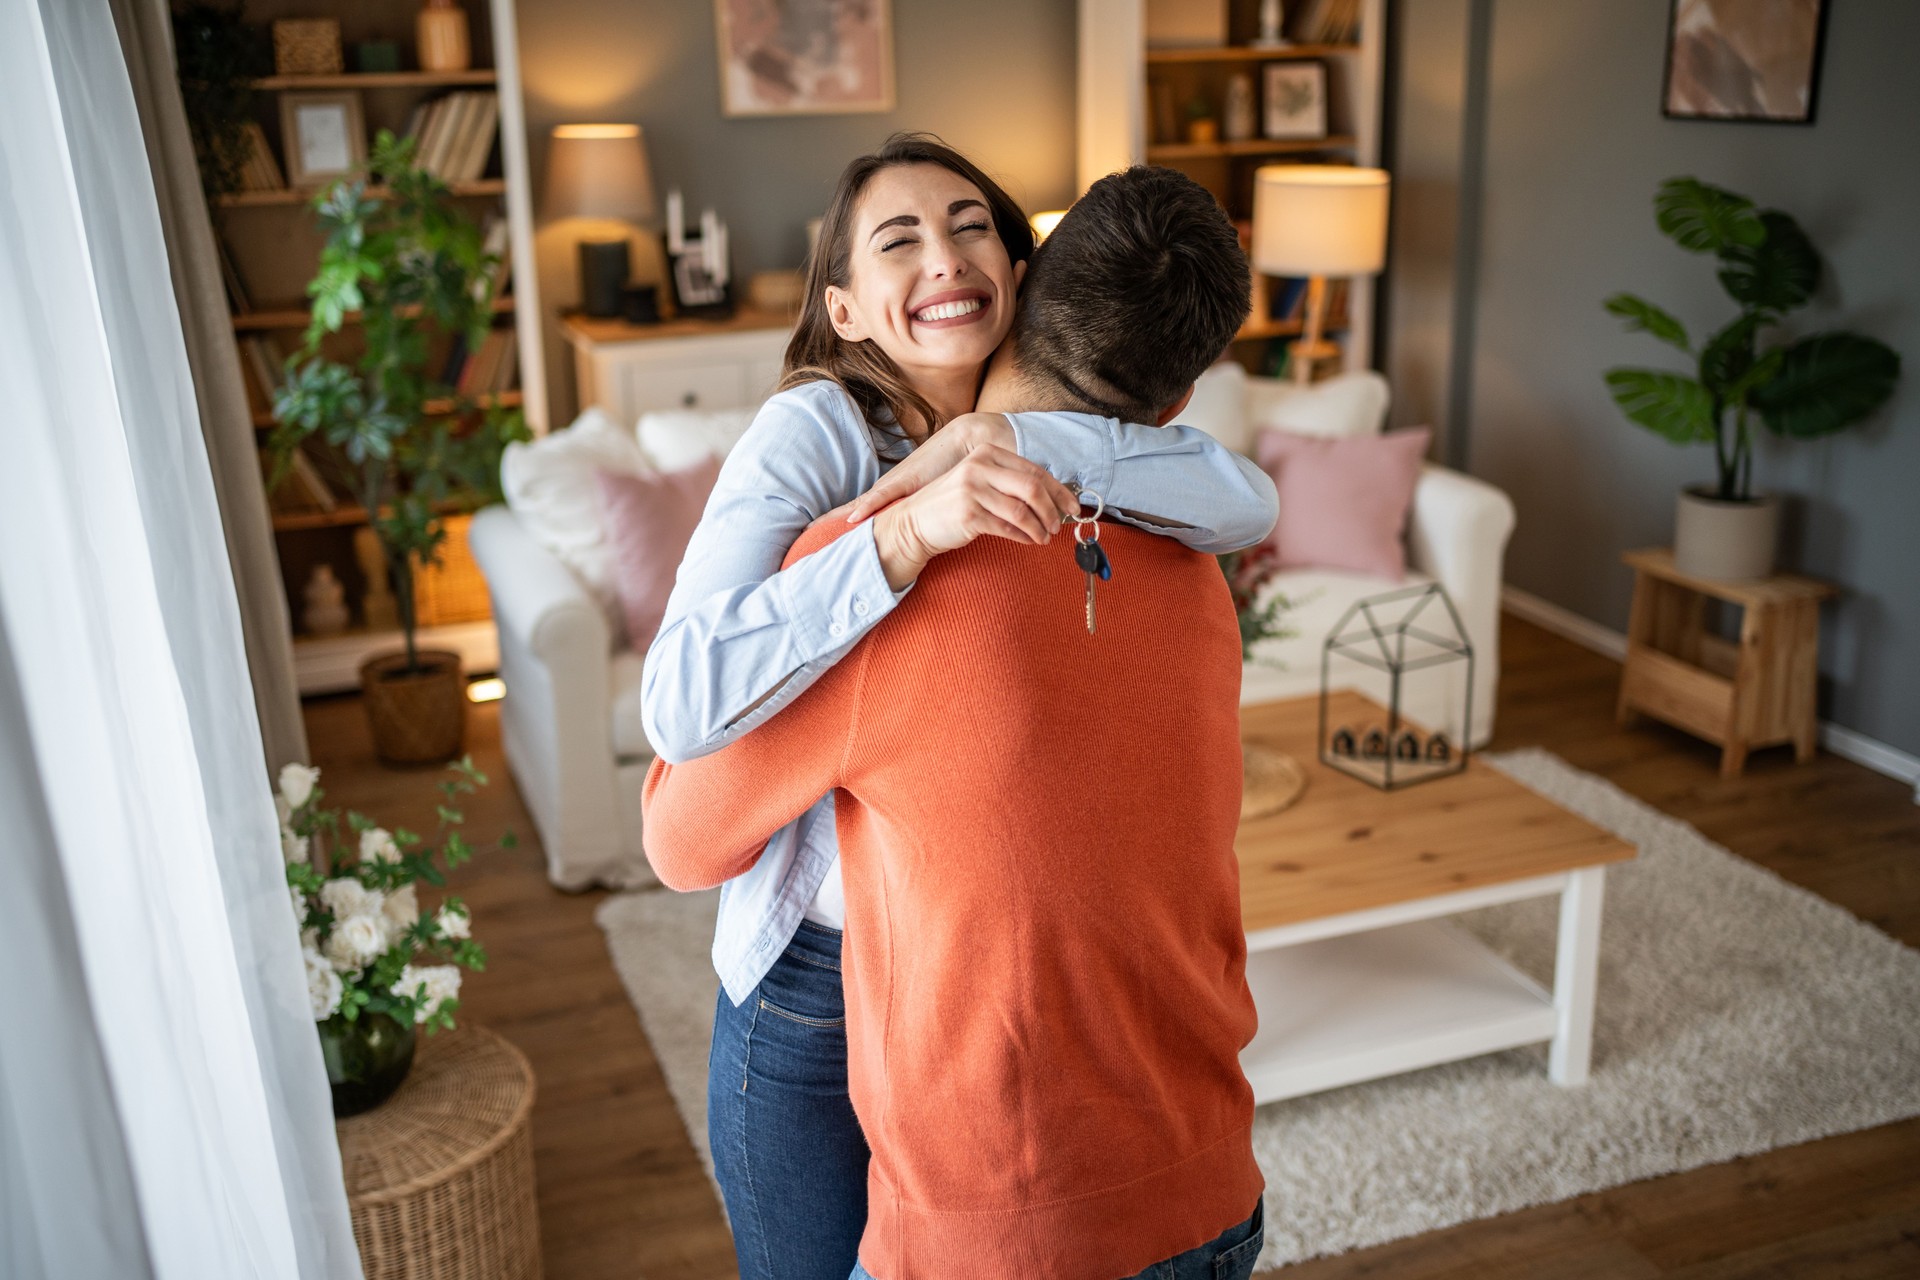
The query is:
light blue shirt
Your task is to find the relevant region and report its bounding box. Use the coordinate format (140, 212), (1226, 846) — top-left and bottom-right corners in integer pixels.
(640, 379), (1278, 1003)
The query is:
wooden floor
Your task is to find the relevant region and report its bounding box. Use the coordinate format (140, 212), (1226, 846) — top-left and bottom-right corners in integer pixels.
(305, 613), (1920, 1279)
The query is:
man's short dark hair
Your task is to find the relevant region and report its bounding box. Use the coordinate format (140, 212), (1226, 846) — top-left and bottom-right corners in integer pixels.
(1011, 166), (1251, 422)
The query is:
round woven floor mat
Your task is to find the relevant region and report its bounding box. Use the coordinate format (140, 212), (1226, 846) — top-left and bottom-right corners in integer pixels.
(1242, 743), (1308, 821)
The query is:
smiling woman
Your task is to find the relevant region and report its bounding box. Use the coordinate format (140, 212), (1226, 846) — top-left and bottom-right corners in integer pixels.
(782, 132), (1036, 444)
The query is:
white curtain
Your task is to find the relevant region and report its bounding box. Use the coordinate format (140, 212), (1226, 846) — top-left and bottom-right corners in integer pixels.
(0, 1), (361, 1276)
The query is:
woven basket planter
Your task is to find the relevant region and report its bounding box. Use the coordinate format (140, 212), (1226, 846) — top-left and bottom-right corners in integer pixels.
(360, 649), (466, 766)
(337, 1025), (540, 1280)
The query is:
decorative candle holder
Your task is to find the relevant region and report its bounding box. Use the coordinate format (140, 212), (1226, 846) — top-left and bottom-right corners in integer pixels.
(1319, 583), (1474, 791)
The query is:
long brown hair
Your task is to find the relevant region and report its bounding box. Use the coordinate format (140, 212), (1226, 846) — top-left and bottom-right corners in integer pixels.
(780, 133), (1035, 444)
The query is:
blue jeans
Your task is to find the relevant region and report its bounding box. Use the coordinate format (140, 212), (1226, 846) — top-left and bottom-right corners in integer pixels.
(709, 921), (870, 1280)
(849, 1199), (1266, 1280)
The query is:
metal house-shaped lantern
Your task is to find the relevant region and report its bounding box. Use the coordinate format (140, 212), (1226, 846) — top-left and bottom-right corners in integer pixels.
(1319, 583), (1475, 790)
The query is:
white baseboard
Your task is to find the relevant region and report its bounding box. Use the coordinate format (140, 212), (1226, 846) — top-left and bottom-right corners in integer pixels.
(1501, 586), (1920, 803)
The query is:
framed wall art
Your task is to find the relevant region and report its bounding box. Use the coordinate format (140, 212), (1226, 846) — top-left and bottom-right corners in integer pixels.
(1663, 0), (1829, 124)
(1263, 61), (1328, 141)
(279, 90), (366, 187)
(715, 0), (896, 117)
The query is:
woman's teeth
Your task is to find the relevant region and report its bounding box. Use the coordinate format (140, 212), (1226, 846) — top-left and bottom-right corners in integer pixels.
(913, 298), (983, 322)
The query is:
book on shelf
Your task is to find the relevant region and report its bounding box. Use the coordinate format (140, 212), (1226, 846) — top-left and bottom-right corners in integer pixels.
(238, 122), (285, 192)
(217, 233), (252, 313)
(240, 335), (288, 416)
(446, 327), (520, 398)
(259, 444), (339, 514)
(405, 91), (500, 183)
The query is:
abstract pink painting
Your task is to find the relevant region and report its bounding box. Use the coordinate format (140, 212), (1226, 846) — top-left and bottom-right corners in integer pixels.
(716, 0), (896, 117)
(1663, 0), (1828, 123)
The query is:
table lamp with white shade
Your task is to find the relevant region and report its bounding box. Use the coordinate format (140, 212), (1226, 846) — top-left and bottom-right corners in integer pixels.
(543, 123), (658, 318)
(1252, 165), (1390, 384)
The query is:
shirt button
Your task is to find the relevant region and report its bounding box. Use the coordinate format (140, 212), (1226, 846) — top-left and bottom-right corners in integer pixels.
(829, 622), (845, 637)
(853, 599), (871, 616)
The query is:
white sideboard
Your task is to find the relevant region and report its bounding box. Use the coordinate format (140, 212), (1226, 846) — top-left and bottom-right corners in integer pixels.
(560, 308), (793, 429)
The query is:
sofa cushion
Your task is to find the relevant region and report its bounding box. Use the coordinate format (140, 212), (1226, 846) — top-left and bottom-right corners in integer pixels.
(596, 457), (722, 654)
(1173, 361), (1252, 453)
(1246, 370), (1390, 440)
(608, 649), (654, 759)
(637, 407), (758, 471)
(500, 407), (651, 634)
(1255, 426), (1431, 580)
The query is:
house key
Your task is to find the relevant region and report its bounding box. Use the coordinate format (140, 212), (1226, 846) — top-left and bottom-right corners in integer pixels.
(1070, 490), (1111, 635)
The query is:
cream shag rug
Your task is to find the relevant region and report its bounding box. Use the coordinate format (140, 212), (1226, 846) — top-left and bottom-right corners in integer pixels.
(595, 749), (1920, 1269)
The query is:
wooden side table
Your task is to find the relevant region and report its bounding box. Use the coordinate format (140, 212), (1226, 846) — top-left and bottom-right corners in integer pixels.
(1615, 547), (1837, 778)
(337, 1024), (541, 1280)
(559, 306), (793, 427)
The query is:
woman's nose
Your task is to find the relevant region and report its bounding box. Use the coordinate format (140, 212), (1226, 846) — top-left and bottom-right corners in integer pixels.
(924, 237), (969, 280)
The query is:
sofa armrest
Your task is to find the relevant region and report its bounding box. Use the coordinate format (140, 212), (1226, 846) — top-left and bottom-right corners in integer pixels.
(1406, 465), (1515, 747)
(468, 505), (611, 663)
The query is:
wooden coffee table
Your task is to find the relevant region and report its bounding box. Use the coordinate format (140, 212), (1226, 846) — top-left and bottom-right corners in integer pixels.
(1235, 691), (1637, 1104)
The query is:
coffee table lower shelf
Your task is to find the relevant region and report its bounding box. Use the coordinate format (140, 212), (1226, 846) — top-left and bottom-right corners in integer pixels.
(1241, 918), (1557, 1104)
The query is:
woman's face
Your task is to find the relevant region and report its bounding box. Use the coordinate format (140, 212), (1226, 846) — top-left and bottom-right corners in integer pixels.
(825, 163), (1024, 389)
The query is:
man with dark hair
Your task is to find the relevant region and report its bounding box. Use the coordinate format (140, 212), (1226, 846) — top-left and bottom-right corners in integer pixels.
(1002, 164), (1253, 425)
(643, 164), (1272, 1280)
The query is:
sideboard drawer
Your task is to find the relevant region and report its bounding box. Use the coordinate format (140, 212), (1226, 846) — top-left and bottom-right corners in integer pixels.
(617, 362), (748, 415)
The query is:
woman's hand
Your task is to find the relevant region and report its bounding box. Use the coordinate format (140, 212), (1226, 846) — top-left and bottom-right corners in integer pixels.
(843, 412), (1077, 526)
(863, 419), (1083, 591)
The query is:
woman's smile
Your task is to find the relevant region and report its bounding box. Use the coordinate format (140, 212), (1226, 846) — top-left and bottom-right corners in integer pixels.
(909, 288), (990, 327)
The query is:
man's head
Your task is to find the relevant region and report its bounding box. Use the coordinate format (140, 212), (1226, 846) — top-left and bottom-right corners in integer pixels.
(988, 166), (1251, 424)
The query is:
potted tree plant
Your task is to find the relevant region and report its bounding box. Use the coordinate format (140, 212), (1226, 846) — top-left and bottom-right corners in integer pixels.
(273, 131), (528, 764)
(1603, 177), (1900, 581)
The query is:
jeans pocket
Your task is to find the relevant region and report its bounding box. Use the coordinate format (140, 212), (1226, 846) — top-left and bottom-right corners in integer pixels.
(758, 996), (846, 1028)
(1211, 1201), (1265, 1280)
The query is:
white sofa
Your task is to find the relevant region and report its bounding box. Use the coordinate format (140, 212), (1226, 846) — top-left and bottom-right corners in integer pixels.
(470, 368), (1515, 890)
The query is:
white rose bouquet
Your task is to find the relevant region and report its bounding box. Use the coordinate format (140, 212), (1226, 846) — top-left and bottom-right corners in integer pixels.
(280, 756), (509, 1034)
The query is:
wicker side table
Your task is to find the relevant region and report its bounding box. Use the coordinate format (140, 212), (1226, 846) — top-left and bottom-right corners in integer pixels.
(337, 1024), (541, 1280)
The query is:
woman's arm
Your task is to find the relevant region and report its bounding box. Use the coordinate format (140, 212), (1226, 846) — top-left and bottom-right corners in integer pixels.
(640, 388), (907, 764)
(640, 386), (1077, 764)
(843, 411), (1279, 554)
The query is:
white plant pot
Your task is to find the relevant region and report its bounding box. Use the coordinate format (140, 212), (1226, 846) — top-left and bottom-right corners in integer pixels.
(1673, 487), (1780, 582)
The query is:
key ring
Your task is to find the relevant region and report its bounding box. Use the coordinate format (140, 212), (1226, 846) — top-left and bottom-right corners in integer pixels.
(1071, 488), (1105, 544)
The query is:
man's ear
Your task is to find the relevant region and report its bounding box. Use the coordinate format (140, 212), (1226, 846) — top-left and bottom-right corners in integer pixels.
(824, 285), (867, 341)
(1154, 383), (1197, 426)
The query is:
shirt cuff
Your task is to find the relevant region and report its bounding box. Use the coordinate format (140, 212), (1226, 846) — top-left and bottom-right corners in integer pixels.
(1005, 411), (1117, 502)
(778, 518), (911, 664)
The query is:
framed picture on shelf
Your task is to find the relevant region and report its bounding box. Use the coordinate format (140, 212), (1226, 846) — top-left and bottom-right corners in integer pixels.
(714, 0), (895, 116)
(1263, 61), (1328, 140)
(279, 90), (366, 187)
(1662, 0), (1828, 123)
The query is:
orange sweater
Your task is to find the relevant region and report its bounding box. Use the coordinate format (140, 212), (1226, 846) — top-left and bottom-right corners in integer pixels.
(642, 515), (1261, 1280)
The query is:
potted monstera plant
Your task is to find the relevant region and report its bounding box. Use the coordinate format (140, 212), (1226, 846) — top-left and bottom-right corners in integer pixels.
(273, 131), (527, 764)
(1603, 177), (1900, 581)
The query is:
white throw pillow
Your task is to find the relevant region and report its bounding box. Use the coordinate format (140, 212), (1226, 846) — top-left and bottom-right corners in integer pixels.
(1246, 370), (1391, 440)
(500, 406), (650, 625)
(1171, 361), (1252, 454)
(636, 408), (759, 471)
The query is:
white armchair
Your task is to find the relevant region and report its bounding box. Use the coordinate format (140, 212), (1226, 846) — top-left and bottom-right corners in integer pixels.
(472, 370), (1514, 889)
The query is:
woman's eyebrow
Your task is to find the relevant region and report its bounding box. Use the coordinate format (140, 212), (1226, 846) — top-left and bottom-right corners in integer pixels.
(867, 199), (988, 240)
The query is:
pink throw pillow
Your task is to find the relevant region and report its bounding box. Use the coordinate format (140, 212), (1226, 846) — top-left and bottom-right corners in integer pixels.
(595, 458), (721, 651)
(1253, 426), (1432, 580)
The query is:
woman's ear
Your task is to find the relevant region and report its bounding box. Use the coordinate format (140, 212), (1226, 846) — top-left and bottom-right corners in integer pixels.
(824, 285), (867, 342)
(1013, 258), (1028, 293)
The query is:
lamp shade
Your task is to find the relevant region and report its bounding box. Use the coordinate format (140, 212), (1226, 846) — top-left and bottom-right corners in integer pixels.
(1251, 166), (1390, 277)
(543, 123), (657, 223)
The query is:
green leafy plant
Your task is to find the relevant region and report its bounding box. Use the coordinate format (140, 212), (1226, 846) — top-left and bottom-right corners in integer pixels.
(1603, 177), (1900, 503)
(173, 1), (264, 197)
(281, 758), (515, 1032)
(1220, 545), (1297, 662)
(272, 132), (529, 673)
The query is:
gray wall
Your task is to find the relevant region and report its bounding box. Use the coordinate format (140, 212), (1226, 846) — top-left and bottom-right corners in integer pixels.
(516, 0), (1078, 426)
(1389, 0), (1919, 757)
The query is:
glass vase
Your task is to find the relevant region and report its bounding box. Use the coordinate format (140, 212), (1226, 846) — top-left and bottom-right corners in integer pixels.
(318, 1011), (417, 1117)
